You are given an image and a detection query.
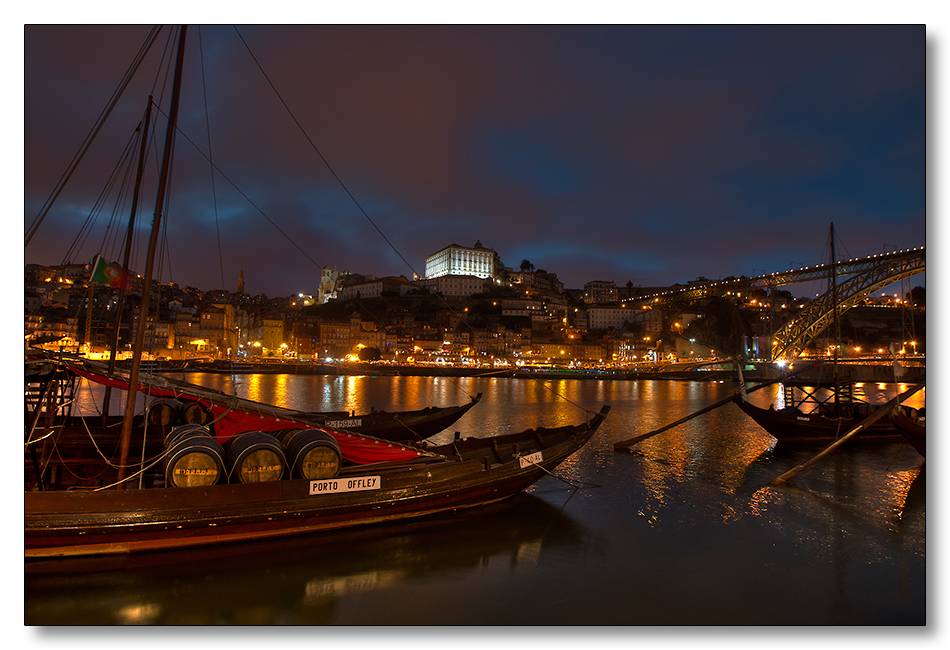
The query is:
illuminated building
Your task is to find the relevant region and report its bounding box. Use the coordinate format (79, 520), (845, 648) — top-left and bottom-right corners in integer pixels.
(425, 241), (495, 280)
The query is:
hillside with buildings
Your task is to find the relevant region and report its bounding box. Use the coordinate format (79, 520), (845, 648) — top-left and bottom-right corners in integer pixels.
(25, 241), (924, 367)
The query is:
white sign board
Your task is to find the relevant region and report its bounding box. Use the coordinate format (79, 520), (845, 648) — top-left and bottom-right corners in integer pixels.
(518, 451), (544, 468)
(310, 475), (381, 495)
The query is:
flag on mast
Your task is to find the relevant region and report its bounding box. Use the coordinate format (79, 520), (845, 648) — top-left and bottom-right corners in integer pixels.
(90, 255), (130, 289)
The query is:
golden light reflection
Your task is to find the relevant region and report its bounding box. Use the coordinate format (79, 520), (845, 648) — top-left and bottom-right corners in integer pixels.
(243, 373), (265, 403)
(747, 486), (782, 518)
(552, 452), (583, 486)
(153, 373), (922, 551)
(303, 569), (405, 603)
(515, 539), (543, 566)
(878, 467), (923, 528)
(745, 460), (924, 564)
(115, 602), (162, 624)
(718, 502), (743, 524)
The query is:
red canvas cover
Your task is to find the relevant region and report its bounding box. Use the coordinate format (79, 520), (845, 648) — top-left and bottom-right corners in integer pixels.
(64, 362), (425, 464)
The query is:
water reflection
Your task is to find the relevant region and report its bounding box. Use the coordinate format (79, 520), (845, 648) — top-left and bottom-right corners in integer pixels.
(743, 380), (926, 414)
(35, 374), (925, 625)
(745, 445), (925, 550)
(25, 493), (591, 625)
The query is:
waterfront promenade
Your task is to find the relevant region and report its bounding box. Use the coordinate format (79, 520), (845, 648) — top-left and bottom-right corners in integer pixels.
(145, 357), (925, 384)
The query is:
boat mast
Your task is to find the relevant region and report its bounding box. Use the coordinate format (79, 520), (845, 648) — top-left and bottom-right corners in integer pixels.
(830, 222), (839, 408)
(102, 97), (153, 425)
(116, 27), (187, 487)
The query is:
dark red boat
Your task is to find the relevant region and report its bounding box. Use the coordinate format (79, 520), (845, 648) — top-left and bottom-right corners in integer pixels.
(23, 26), (610, 562)
(25, 352), (608, 559)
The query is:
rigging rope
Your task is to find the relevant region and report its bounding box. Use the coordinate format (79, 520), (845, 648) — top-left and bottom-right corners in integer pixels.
(225, 28), (584, 410)
(26, 25), (164, 248)
(31, 25), (590, 419)
(231, 26), (421, 279)
(198, 26), (227, 291)
(59, 126), (140, 265)
(148, 114), (326, 270)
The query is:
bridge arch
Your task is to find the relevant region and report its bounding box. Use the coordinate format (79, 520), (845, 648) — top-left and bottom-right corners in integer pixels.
(626, 246), (924, 361)
(770, 248), (924, 360)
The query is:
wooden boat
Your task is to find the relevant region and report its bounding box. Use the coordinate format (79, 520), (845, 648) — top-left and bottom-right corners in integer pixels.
(734, 377), (902, 445)
(296, 393), (483, 443)
(890, 406), (925, 457)
(25, 28), (609, 561)
(37, 352), (482, 444)
(25, 351), (608, 559)
(735, 223), (923, 447)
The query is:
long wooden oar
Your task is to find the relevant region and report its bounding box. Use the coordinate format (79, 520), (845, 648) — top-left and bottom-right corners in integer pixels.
(613, 362), (816, 451)
(770, 380), (926, 486)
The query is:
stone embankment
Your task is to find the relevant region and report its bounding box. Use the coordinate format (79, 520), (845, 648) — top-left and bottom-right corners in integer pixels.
(748, 360), (925, 384)
(152, 358), (924, 383)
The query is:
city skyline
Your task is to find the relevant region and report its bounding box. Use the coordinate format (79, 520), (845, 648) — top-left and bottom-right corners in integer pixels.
(24, 24), (926, 299)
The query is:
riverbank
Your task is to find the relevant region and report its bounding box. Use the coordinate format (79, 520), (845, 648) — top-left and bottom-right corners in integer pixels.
(147, 358), (925, 383)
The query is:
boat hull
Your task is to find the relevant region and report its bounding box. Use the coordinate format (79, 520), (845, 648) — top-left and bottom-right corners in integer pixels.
(26, 407), (608, 558)
(49, 355), (482, 444)
(891, 411), (925, 457)
(298, 393), (482, 442)
(734, 397), (900, 444)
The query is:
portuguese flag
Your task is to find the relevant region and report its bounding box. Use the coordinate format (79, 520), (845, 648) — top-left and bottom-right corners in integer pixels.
(90, 255), (131, 289)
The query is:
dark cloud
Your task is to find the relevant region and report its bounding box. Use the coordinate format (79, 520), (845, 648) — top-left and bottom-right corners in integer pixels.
(24, 24), (925, 296)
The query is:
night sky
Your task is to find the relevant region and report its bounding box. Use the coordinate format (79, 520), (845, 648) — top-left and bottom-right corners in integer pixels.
(23, 23), (926, 298)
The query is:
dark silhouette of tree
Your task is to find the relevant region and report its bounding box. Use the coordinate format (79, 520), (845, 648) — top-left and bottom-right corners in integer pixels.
(683, 297), (752, 356)
(493, 252), (509, 283)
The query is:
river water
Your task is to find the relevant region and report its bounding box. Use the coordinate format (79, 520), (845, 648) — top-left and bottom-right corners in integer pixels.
(24, 373), (926, 626)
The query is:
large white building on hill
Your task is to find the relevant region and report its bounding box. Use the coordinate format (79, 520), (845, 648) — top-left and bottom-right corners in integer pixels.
(425, 241), (495, 280)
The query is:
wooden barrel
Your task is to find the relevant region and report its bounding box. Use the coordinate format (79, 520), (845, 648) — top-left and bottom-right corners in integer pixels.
(163, 426), (224, 488)
(147, 398), (182, 427)
(274, 428), (304, 446)
(181, 401), (213, 425)
(225, 431), (287, 483)
(164, 423), (212, 448)
(283, 429), (342, 480)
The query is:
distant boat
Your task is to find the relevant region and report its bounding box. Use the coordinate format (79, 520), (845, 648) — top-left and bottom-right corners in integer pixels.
(107, 361), (483, 443)
(734, 377), (902, 444)
(296, 393), (483, 443)
(735, 223), (921, 446)
(890, 406), (925, 457)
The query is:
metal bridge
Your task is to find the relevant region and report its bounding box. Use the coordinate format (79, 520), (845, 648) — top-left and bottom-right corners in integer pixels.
(629, 245), (925, 360)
